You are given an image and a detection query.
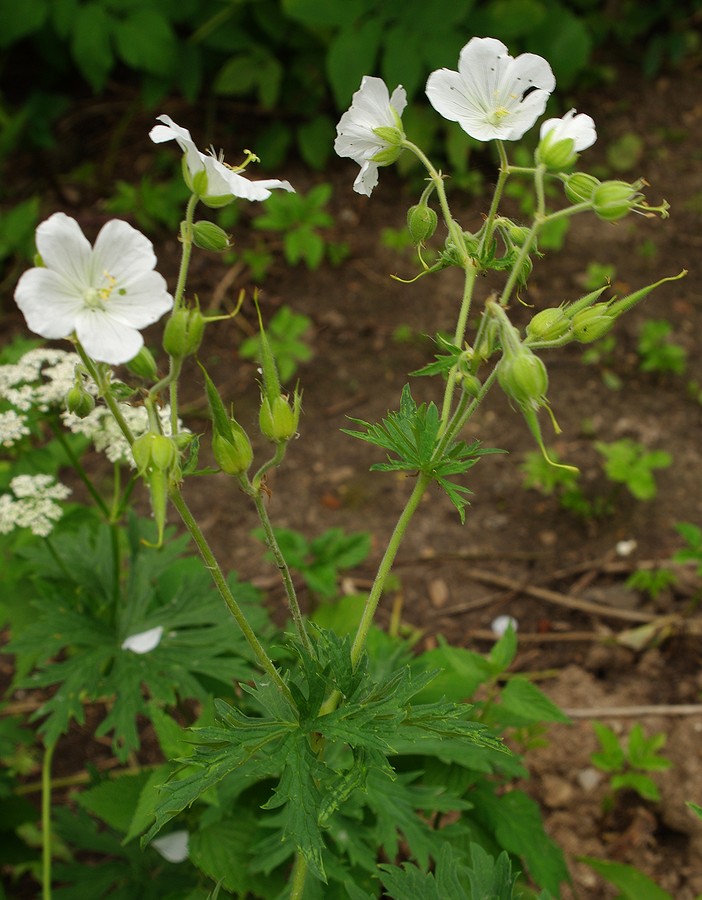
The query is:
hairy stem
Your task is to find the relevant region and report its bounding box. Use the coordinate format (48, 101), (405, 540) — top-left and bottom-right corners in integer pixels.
(169, 487), (293, 703)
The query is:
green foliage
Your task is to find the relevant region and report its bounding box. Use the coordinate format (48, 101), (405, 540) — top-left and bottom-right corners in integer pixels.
(591, 721), (672, 803)
(104, 172), (191, 233)
(8, 516), (268, 760)
(594, 438), (672, 501)
(582, 261), (616, 291)
(253, 183), (346, 270)
(253, 526), (371, 599)
(239, 305), (313, 383)
(0, 196), (41, 270)
(625, 566), (677, 601)
(673, 522), (702, 577)
(637, 320), (687, 375)
(344, 384), (504, 522)
(580, 856), (673, 900)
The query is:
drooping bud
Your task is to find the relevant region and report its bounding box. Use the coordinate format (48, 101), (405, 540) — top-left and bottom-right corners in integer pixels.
(127, 346), (159, 381)
(564, 172), (600, 205)
(65, 383), (95, 418)
(526, 307), (571, 343)
(498, 349), (549, 409)
(131, 431), (179, 548)
(192, 221), (231, 252)
(570, 304), (614, 343)
(591, 179), (644, 221)
(163, 306), (205, 358)
(407, 204), (438, 245)
(507, 224), (531, 247)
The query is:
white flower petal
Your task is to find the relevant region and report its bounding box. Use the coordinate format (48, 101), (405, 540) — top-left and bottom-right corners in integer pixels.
(334, 76), (405, 195)
(92, 219), (157, 284)
(151, 114), (294, 202)
(14, 268), (85, 339)
(15, 213), (173, 365)
(121, 625), (164, 654)
(152, 830), (189, 863)
(540, 108), (596, 151)
(34, 213), (93, 290)
(427, 36), (555, 142)
(74, 310), (145, 365)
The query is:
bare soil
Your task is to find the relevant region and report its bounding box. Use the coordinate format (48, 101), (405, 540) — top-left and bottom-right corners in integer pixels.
(4, 57), (702, 898)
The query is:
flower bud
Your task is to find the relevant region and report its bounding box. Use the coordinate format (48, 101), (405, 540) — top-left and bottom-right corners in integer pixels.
(507, 224), (531, 247)
(570, 304), (614, 342)
(212, 428), (253, 476)
(259, 391), (301, 443)
(192, 221), (231, 252)
(564, 172), (600, 205)
(459, 373), (482, 398)
(406, 204), (438, 245)
(591, 180), (642, 221)
(163, 307), (205, 358)
(126, 346), (159, 380)
(498, 349), (549, 409)
(132, 432), (178, 474)
(65, 384), (95, 418)
(526, 307), (571, 342)
(537, 135), (577, 171)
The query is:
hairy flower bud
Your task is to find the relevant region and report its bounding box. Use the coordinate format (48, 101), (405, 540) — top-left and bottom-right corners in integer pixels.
(564, 172), (600, 205)
(407, 204), (438, 245)
(570, 304), (614, 342)
(126, 346), (159, 381)
(192, 221), (231, 252)
(65, 383), (95, 418)
(132, 432), (178, 474)
(212, 429), (253, 476)
(163, 307), (205, 358)
(498, 349), (549, 409)
(526, 307), (571, 342)
(259, 391), (301, 443)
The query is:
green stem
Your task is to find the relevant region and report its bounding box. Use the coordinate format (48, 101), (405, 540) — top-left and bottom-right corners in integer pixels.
(42, 741), (56, 900)
(251, 442), (287, 492)
(350, 473), (431, 670)
(289, 853), (308, 900)
(174, 194), (199, 311)
(478, 140), (510, 257)
(247, 482), (313, 655)
(74, 345), (136, 446)
(439, 263), (478, 432)
(169, 486), (293, 703)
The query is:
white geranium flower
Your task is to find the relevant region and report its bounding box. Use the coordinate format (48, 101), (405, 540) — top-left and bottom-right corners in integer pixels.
(149, 115), (294, 202)
(426, 37), (556, 141)
(334, 76), (407, 196)
(121, 625), (164, 654)
(14, 214), (173, 366)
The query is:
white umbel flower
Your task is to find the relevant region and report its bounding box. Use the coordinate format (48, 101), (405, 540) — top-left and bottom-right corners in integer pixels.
(149, 115), (294, 202)
(0, 474), (71, 537)
(426, 37), (555, 141)
(334, 76), (407, 196)
(14, 214), (173, 365)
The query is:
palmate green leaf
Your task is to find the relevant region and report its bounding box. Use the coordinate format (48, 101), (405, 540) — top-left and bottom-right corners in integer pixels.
(411, 334), (463, 378)
(579, 856), (672, 900)
(344, 385), (503, 522)
(9, 520), (266, 759)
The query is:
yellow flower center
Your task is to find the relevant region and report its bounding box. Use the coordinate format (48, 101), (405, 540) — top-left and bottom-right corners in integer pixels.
(487, 106), (510, 126)
(84, 271), (117, 309)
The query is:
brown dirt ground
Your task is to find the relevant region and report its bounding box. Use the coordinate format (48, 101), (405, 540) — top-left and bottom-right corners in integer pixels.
(4, 56), (702, 898)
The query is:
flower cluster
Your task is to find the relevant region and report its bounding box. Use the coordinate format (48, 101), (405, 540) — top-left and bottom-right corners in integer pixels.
(0, 474), (71, 537)
(63, 402), (185, 467)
